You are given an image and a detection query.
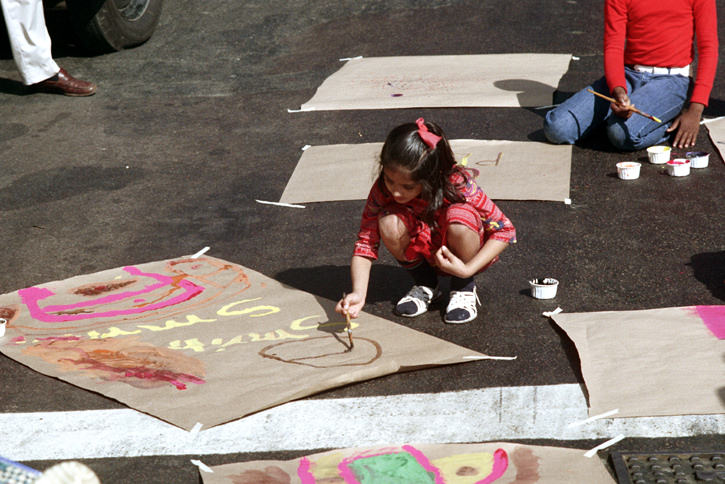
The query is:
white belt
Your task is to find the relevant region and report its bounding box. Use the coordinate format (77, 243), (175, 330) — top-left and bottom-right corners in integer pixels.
(631, 64), (690, 76)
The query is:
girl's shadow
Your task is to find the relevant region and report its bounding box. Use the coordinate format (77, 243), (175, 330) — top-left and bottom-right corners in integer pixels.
(275, 264), (411, 305)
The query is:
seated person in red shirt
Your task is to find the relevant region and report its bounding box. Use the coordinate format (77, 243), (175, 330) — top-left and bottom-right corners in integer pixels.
(544, 0), (718, 151)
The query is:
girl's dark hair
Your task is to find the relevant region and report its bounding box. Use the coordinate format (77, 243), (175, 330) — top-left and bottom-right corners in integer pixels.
(378, 120), (466, 225)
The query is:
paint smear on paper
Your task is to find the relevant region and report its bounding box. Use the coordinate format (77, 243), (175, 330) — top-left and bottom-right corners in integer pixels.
(431, 452), (496, 483)
(19, 266), (204, 323)
(338, 446), (441, 484)
(297, 457), (316, 484)
(10, 258), (253, 333)
(229, 466), (291, 484)
(0, 305), (18, 323)
(260, 336), (382, 368)
(478, 449), (508, 484)
(295, 447), (509, 483)
(22, 336), (205, 390)
(73, 280), (137, 296)
(509, 446), (540, 484)
(690, 306), (725, 339)
(298, 452), (347, 482)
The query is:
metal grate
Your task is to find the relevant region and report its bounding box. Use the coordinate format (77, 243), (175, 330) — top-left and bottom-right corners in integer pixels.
(611, 451), (725, 484)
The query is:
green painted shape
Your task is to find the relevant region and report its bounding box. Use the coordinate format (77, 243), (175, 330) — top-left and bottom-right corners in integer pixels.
(347, 452), (436, 484)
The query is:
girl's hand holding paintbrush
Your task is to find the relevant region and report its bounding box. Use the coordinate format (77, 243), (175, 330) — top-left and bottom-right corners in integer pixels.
(336, 291), (364, 319)
(335, 255), (371, 319)
(609, 87), (634, 119)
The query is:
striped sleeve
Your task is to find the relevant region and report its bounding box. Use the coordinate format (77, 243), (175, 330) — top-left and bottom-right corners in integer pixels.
(353, 180), (386, 259)
(466, 178), (517, 244)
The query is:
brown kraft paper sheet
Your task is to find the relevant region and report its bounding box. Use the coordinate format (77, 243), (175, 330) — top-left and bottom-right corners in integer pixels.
(0, 256), (499, 430)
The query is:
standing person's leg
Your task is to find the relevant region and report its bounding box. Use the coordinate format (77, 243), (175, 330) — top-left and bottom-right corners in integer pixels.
(0, 0), (96, 95)
(543, 76), (613, 144)
(0, 0), (58, 84)
(606, 69), (690, 150)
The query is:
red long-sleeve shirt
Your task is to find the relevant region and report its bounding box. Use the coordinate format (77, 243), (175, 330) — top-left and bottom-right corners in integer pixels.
(604, 0), (718, 106)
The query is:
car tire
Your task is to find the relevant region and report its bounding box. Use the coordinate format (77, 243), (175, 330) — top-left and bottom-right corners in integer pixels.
(66, 0), (163, 54)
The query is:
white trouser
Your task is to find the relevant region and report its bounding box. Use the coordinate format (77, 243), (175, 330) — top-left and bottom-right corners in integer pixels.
(0, 0), (59, 84)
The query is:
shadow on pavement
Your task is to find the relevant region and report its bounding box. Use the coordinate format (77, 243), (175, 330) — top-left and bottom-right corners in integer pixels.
(0, 166), (144, 211)
(548, 318), (589, 402)
(689, 250), (725, 301)
(275, 263), (411, 305)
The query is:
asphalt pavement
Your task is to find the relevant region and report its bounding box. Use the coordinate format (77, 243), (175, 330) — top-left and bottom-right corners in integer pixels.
(0, 0), (723, 482)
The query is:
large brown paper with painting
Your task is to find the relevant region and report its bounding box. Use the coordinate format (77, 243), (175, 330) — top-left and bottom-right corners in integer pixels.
(706, 117), (725, 163)
(297, 54), (573, 110)
(279, 140), (571, 204)
(201, 442), (614, 484)
(0, 256), (496, 430)
(551, 306), (725, 418)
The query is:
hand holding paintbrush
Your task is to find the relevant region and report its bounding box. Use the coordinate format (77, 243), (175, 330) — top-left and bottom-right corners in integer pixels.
(340, 292), (354, 350)
(587, 88), (662, 123)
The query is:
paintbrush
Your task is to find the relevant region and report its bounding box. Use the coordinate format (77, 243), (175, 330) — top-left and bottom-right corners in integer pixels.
(342, 293), (354, 350)
(586, 88), (662, 123)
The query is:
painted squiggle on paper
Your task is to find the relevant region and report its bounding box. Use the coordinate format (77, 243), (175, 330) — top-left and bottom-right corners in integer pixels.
(22, 335), (205, 390)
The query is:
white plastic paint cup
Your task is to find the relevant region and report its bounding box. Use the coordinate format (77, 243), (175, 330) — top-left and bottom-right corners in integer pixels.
(0, 318), (6, 337)
(666, 159), (691, 177)
(647, 145), (671, 164)
(529, 278), (559, 299)
(616, 162), (641, 180)
(686, 151), (710, 168)
(36, 461), (101, 484)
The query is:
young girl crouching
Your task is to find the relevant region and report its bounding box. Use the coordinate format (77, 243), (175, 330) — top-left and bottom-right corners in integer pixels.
(335, 118), (516, 324)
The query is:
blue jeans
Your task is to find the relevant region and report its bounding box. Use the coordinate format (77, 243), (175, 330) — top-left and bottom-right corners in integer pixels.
(543, 67), (691, 151)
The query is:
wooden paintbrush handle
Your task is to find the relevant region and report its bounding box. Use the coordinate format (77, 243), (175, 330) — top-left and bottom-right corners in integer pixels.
(586, 88), (661, 123)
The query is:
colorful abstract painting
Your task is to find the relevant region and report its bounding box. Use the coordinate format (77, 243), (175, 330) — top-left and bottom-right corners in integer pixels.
(0, 256), (497, 430)
(551, 306), (725, 417)
(201, 442), (614, 483)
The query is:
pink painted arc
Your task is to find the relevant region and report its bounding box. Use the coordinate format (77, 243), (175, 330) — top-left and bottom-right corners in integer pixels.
(690, 305), (725, 339)
(336, 458), (356, 483)
(18, 266), (204, 323)
(477, 448), (508, 484)
(297, 457), (315, 484)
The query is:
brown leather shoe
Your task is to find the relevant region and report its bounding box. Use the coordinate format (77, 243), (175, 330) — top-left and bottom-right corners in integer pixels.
(31, 68), (97, 97)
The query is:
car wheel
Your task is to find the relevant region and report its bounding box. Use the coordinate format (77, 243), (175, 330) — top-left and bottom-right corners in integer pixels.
(66, 0), (163, 54)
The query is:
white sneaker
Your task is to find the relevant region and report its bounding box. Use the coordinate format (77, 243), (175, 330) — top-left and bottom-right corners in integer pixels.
(444, 287), (480, 324)
(395, 285), (440, 317)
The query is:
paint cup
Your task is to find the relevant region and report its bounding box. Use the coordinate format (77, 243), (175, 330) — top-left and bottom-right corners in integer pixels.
(686, 151), (710, 168)
(36, 461), (101, 484)
(0, 318), (5, 337)
(529, 278), (559, 299)
(616, 161), (641, 180)
(647, 145), (671, 164)
(666, 158), (690, 177)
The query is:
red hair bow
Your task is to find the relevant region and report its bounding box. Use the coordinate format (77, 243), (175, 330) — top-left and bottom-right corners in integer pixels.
(416, 117), (441, 149)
